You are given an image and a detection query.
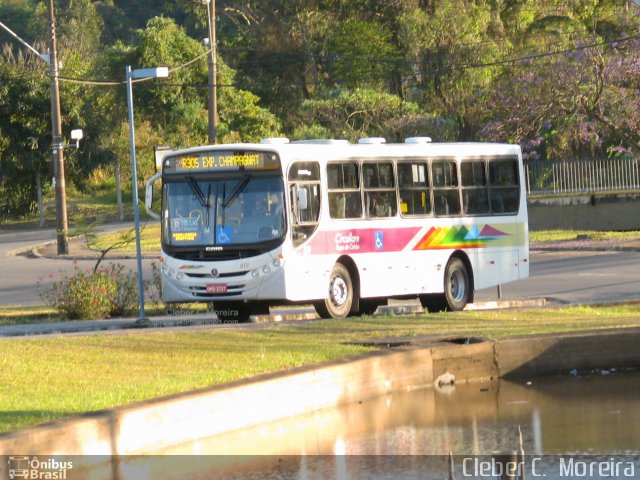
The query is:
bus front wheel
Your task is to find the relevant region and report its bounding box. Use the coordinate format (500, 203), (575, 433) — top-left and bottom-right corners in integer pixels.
(443, 257), (471, 311)
(215, 301), (251, 322)
(314, 263), (353, 319)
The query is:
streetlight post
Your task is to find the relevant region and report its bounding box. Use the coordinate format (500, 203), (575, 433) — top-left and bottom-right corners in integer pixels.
(203, 0), (218, 144)
(126, 66), (169, 322)
(47, 0), (69, 255)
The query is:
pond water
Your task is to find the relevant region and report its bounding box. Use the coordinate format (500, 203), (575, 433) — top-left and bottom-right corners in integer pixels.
(108, 369), (640, 479)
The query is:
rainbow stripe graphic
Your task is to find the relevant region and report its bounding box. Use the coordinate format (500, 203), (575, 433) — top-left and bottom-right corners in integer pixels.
(413, 225), (509, 250)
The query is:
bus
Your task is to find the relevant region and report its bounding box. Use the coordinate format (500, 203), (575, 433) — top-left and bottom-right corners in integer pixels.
(145, 137), (529, 321)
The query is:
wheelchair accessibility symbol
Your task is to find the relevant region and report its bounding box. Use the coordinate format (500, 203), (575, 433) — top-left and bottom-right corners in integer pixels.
(216, 226), (233, 244)
(374, 231), (384, 250)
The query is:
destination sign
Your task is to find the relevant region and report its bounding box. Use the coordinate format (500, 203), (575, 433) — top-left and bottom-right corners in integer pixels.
(164, 150), (280, 173)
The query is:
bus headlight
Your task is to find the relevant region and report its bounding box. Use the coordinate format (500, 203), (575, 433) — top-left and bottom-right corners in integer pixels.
(272, 257), (282, 268)
(262, 265), (271, 274)
(168, 268), (175, 277)
(175, 271), (184, 280)
(251, 269), (259, 278)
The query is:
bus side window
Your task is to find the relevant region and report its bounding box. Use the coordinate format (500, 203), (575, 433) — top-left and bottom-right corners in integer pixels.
(398, 162), (431, 216)
(432, 160), (460, 216)
(461, 160), (489, 215)
(363, 162), (396, 218)
(489, 159), (520, 214)
(328, 162), (362, 219)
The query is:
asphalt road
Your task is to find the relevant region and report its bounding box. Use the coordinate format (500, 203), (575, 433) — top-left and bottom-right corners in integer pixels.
(1, 225), (639, 308)
(0, 224), (156, 307)
(475, 250), (640, 306)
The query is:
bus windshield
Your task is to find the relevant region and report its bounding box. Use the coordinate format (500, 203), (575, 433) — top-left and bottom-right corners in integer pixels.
(163, 176), (285, 248)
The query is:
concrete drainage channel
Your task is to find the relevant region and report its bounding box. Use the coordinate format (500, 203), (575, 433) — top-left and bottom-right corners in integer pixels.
(1, 327), (640, 461)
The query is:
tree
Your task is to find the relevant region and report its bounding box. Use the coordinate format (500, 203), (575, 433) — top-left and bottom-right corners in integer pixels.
(398, 2), (509, 139)
(325, 19), (400, 91)
(0, 57), (51, 217)
(296, 88), (444, 142)
(478, 38), (640, 160)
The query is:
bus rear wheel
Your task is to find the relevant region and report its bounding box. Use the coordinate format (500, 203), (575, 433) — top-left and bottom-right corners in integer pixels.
(314, 263), (354, 319)
(443, 257), (471, 311)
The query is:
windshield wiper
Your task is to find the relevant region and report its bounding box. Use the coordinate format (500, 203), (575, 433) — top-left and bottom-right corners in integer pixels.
(204, 183), (212, 228)
(186, 176), (212, 228)
(186, 176), (208, 208)
(222, 174), (251, 208)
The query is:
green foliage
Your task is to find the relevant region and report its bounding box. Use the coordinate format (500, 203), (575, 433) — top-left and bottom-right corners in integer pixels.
(299, 89), (428, 141)
(0, 59), (50, 216)
(326, 19), (399, 90)
(40, 264), (117, 320)
(2, 0), (640, 220)
(38, 262), (141, 320)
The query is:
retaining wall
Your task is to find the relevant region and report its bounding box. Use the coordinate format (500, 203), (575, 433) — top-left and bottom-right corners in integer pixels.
(528, 193), (640, 230)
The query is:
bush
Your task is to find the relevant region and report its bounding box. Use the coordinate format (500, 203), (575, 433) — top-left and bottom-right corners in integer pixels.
(102, 263), (138, 317)
(39, 262), (139, 320)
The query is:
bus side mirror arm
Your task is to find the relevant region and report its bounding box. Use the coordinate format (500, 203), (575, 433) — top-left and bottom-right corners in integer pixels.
(145, 172), (162, 220)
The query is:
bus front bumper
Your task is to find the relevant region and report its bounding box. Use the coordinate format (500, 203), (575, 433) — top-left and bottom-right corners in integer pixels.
(160, 255), (286, 303)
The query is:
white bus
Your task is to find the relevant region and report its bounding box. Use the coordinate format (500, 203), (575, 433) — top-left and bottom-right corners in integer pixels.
(146, 137), (529, 321)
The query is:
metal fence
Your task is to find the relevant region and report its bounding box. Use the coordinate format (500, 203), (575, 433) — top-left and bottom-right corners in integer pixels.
(525, 158), (640, 195)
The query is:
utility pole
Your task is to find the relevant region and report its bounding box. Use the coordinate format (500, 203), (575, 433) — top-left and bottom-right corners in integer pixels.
(47, 0), (69, 255)
(204, 0), (218, 144)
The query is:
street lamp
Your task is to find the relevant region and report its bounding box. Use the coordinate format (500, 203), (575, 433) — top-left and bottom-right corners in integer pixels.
(125, 66), (169, 322)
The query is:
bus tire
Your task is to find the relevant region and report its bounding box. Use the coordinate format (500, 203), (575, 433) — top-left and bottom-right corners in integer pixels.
(314, 263), (353, 319)
(215, 301), (251, 322)
(443, 257), (471, 311)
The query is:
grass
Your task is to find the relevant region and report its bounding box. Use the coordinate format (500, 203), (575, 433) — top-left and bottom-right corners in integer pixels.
(1, 303), (640, 433)
(0, 303), (190, 326)
(0, 306), (60, 325)
(86, 222), (160, 253)
(530, 229), (640, 243)
(0, 189), (133, 229)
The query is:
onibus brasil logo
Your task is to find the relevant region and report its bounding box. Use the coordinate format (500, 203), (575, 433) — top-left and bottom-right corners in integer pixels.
(7, 457), (73, 480)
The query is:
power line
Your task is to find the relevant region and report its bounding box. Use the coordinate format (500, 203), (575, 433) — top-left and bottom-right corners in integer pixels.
(12, 30), (639, 88)
(56, 48), (214, 86)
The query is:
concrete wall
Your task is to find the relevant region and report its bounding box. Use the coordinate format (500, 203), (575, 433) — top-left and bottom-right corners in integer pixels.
(528, 193), (640, 230)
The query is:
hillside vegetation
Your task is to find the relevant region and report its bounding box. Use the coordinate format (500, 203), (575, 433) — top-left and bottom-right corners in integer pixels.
(1, 0), (639, 219)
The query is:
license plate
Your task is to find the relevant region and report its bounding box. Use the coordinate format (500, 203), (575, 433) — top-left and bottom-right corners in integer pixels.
(206, 284), (228, 293)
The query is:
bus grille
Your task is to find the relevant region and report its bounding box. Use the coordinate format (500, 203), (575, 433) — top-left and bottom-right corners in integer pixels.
(184, 271), (249, 279)
(172, 249), (264, 261)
